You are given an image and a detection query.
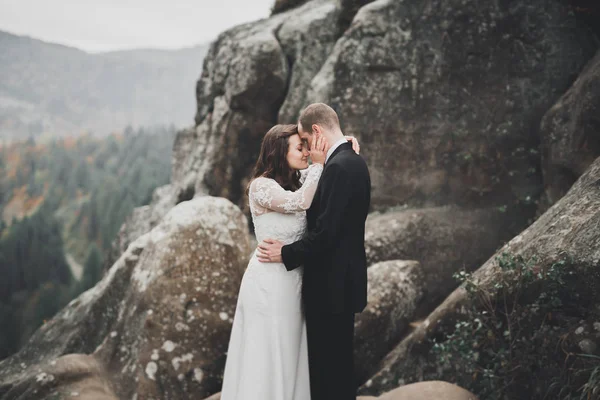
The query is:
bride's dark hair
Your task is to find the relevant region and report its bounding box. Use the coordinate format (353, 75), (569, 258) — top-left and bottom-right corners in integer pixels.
(249, 124), (302, 192)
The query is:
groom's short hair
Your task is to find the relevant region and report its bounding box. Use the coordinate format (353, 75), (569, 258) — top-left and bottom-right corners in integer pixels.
(298, 103), (340, 133)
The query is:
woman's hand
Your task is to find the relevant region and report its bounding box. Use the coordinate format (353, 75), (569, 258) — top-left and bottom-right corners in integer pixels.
(345, 135), (360, 154)
(309, 133), (328, 165)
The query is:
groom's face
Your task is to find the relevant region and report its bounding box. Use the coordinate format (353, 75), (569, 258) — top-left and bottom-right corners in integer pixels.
(297, 122), (314, 150)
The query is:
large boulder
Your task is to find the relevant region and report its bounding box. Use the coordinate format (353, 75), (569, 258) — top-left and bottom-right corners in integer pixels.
(271, 0), (309, 15)
(354, 260), (424, 383)
(202, 381), (477, 400)
(364, 206), (522, 310)
(0, 354), (118, 400)
(0, 197), (252, 400)
(540, 49), (600, 210)
(360, 155), (600, 396)
(307, 0), (597, 211)
(373, 381), (478, 400)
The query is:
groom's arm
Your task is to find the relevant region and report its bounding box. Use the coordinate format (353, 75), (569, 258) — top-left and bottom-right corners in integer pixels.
(281, 163), (351, 271)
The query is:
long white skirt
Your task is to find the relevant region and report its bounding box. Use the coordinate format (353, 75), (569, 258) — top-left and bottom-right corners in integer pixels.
(220, 255), (310, 400)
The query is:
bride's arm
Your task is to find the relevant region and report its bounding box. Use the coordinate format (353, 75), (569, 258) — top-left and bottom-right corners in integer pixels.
(299, 167), (310, 184)
(249, 164), (323, 214)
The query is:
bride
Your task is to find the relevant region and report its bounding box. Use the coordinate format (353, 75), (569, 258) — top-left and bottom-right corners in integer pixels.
(220, 124), (358, 399)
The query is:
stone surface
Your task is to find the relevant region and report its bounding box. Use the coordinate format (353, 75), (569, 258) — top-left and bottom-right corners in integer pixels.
(272, 0), (310, 14)
(0, 197), (251, 400)
(376, 381), (478, 400)
(201, 381), (477, 400)
(540, 49), (600, 210)
(0, 354), (118, 400)
(354, 260), (424, 382)
(190, 0), (341, 210)
(112, 0), (598, 268)
(307, 0), (597, 211)
(361, 155), (600, 394)
(364, 206), (521, 310)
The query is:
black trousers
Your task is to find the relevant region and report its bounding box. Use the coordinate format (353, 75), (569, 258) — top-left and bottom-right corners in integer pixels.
(305, 310), (356, 400)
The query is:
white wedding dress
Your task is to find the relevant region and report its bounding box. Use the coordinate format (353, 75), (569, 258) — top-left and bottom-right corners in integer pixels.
(220, 163), (323, 400)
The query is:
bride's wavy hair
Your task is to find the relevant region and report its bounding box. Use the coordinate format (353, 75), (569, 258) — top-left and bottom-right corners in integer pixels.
(248, 124), (302, 193)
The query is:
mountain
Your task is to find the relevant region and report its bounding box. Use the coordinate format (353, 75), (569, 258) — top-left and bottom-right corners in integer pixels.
(0, 30), (208, 141)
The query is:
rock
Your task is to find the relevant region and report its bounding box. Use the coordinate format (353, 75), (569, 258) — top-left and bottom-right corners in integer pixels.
(354, 260), (424, 382)
(272, 0), (309, 14)
(307, 0), (597, 212)
(190, 0), (342, 210)
(361, 155), (600, 394)
(0, 197), (252, 400)
(112, 0), (598, 267)
(275, 1), (341, 123)
(0, 354), (117, 400)
(540, 49), (600, 210)
(578, 339), (597, 355)
(109, 182), (180, 268)
(200, 381), (477, 400)
(376, 381), (478, 400)
(203, 392), (221, 400)
(365, 206), (521, 310)
(338, 0), (377, 31)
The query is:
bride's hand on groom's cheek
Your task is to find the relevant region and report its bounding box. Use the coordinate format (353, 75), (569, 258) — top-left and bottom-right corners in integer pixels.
(257, 239), (283, 263)
(309, 133), (327, 165)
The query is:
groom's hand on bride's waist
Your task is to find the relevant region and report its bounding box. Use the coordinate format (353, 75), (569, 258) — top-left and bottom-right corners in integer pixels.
(257, 239), (283, 263)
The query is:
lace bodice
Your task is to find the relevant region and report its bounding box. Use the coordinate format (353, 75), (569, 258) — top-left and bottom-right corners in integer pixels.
(249, 164), (323, 244)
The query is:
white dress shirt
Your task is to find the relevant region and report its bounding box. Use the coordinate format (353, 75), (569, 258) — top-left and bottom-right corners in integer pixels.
(326, 136), (348, 163)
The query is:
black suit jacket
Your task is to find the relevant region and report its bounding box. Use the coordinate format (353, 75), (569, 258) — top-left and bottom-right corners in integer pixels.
(281, 142), (371, 314)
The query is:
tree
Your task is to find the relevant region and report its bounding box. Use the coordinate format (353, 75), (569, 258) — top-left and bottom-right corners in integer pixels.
(80, 243), (103, 292)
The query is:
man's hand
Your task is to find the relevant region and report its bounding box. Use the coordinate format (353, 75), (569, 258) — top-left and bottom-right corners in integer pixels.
(257, 239), (283, 263)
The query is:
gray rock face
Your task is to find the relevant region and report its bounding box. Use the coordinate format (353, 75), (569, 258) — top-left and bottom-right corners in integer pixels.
(191, 0), (341, 209)
(362, 155), (600, 395)
(364, 206), (520, 309)
(307, 0), (597, 210)
(540, 49), (600, 209)
(113, 0), (598, 269)
(0, 197), (251, 400)
(354, 260), (424, 383)
(272, 0), (309, 14)
(337, 0), (377, 31)
(0, 354), (118, 400)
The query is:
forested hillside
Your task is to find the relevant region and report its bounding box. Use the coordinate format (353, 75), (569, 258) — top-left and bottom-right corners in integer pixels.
(0, 126), (175, 359)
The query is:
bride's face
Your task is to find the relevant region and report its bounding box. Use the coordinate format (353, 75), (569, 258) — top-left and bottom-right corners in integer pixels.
(286, 134), (309, 170)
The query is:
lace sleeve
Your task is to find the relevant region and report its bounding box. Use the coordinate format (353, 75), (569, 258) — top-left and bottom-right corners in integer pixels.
(299, 167), (310, 184)
(249, 163), (323, 214)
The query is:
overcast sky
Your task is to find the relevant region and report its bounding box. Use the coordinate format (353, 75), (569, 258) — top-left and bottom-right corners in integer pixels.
(0, 0), (274, 52)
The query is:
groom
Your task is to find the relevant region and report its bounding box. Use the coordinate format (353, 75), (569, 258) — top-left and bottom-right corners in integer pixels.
(257, 103), (371, 400)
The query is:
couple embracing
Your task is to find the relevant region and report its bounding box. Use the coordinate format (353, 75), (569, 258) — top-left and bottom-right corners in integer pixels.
(221, 103), (371, 400)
